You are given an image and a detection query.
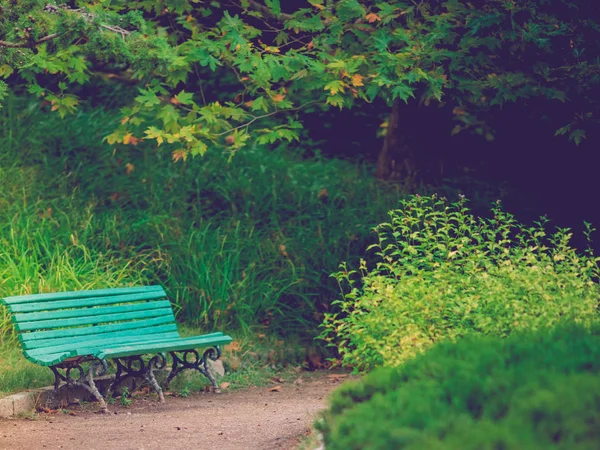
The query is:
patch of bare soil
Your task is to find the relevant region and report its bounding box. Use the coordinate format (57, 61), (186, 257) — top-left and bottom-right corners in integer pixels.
(0, 373), (348, 450)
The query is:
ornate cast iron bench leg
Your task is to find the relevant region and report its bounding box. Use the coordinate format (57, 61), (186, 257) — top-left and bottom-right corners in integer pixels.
(164, 347), (222, 392)
(108, 354), (167, 403)
(50, 358), (109, 413)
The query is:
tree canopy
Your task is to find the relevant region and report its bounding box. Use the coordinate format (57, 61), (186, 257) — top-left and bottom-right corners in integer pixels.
(1, 0), (599, 161)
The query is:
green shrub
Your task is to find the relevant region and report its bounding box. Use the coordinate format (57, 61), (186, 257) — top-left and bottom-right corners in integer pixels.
(317, 324), (600, 450)
(321, 194), (600, 370)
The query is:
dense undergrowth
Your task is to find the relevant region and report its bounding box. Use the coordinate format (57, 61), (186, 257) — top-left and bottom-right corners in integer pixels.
(0, 95), (404, 344)
(317, 324), (600, 449)
(321, 195), (600, 371)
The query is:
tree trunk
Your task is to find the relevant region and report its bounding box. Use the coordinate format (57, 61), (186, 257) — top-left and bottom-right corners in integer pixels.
(375, 99), (419, 185)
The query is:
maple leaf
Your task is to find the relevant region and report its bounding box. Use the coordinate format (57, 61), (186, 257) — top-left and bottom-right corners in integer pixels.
(272, 93), (285, 102)
(351, 74), (364, 87)
(172, 150), (187, 162)
(365, 13), (381, 23)
(122, 134), (140, 145)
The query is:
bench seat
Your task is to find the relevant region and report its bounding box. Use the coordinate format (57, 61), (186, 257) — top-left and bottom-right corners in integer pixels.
(1, 285), (232, 412)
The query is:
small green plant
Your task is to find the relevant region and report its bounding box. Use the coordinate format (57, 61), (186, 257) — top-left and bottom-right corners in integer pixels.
(106, 394), (115, 406)
(322, 194), (600, 370)
(316, 324), (600, 450)
(178, 386), (190, 398)
(119, 387), (132, 407)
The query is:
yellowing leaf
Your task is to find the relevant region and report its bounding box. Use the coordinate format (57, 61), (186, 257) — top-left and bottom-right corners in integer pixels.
(121, 117), (130, 125)
(365, 13), (381, 23)
(324, 80), (345, 95)
(351, 74), (364, 87)
(172, 150), (186, 162)
(125, 163), (135, 175)
(272, 93), (285, 102)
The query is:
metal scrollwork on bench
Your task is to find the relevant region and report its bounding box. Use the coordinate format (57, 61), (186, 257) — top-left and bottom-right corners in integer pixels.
(108, 353), (167, 402)
(50, 357), (109, 413)
(164, 346), (221, 392)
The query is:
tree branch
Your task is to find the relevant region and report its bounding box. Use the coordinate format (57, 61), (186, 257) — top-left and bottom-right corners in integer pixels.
(0, 34), (59, 48)
(0, 4), (132, 48)
(213, 100), (322, 136)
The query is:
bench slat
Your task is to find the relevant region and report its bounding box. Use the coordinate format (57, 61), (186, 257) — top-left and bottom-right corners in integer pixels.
(13, 300), (173, 324)
(24, 351), (76, 366)
(19, 315), (177, 343)
(25, 331), (181, 358)
(2, 285), (165, 305)
(96, 334), (233, 359)
(22, 323), (181, 350)
(7, 291), (167, 314)
(16, 306), (174, 331)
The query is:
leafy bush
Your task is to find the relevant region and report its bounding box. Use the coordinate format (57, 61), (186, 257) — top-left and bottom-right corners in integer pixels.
(321, 194), (600, 370)
(317, 324), (600, 450)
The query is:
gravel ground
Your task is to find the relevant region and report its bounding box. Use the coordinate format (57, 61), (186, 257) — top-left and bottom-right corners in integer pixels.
(0, 374), (344, 450)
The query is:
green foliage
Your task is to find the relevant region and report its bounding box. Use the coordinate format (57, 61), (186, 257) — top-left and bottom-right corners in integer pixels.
(119, 387), (132, 407)
(1, 0), (598, 157)
(317, 324), (600, 450)
(0, 96), (403, 342)
(321, 194), (600, 371)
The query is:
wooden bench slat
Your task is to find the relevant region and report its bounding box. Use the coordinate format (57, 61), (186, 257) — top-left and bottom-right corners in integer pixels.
(2, 285), (165, 305)
(24, 350), (76, 366)
(25, 331), (181, 358)
(15, 306), (174, 331)
(19, 315), (177, 343)
(7, 291), (167, 313)
(22, 323), (180, 350)
(96, 334), (233, 359)
(13, 300), (173, 324)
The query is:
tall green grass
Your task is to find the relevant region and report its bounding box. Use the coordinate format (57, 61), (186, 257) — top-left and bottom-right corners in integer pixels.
(0, 95), (404, 344)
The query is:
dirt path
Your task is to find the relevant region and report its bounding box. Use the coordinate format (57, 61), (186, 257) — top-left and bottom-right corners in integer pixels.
(0, 374), (342, 450)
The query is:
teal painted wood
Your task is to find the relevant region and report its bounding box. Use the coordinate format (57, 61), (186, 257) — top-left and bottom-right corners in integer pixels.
(8, 291), (167, 314)
(13, 300), (173, 324)
(22, 324), (180, 350)
(19, 315), (177, 344)
(97, 334), (233, 359)
(2, 285), (165, 305)
(25, 331), (181, 358)
(3, 286), (232, 368)
(15, 306), (174, 331)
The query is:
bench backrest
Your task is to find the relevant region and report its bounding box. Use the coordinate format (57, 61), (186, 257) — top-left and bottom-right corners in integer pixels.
(1, 286), (178, 354)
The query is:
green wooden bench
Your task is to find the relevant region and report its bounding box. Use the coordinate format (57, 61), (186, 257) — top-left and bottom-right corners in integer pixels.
(1, 285), (232, 413)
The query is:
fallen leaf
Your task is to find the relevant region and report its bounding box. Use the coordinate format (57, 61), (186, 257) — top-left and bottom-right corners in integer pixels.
(220, 382), (231, 390)
(272, 376), (285, 383)
(269, 386), (281, 392)
(225, 340), (241, 352)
